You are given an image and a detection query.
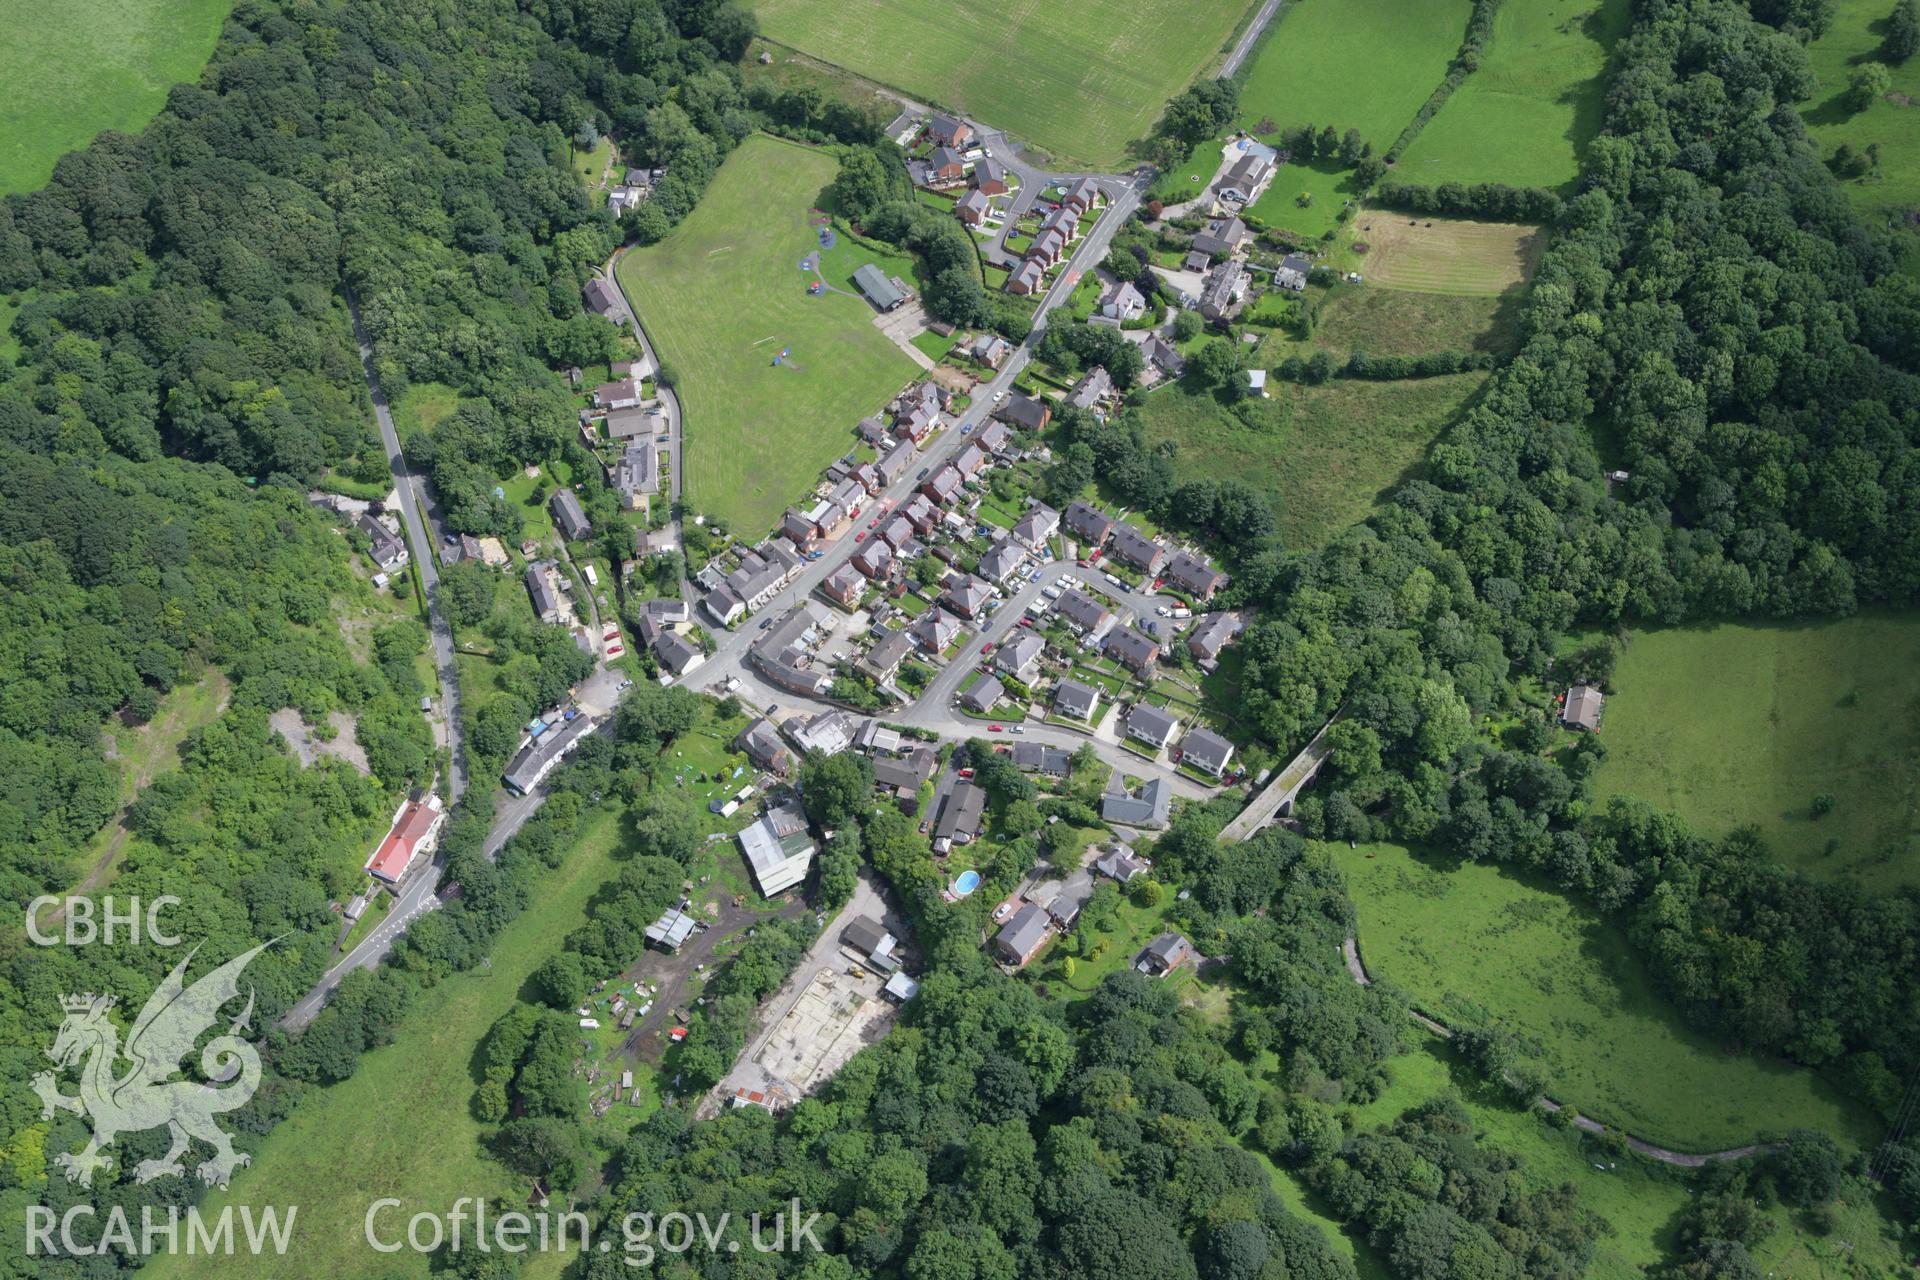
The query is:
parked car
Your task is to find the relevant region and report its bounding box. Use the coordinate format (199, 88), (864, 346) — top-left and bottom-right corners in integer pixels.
(993, 901), (1013, 921)
(1009, 725), (1026, 735)
(1156, 605), (1171, 617)
(988, 724), (1003, 732)
(957, 767), (975, 779)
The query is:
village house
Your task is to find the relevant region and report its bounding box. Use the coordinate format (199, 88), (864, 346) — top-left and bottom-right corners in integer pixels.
(995, 632), (1045, 681)
(859, 630), (914, 683)
(1126, 703), (1179, 751)
(822, 563), (865, 608)
(925, 146), (966, 186)
(940, 575), (994, 619)
(1275, 252), (1312, 292)
(955, 189), (990, 225)
(551, 490), (592, 541)
(877, 439), (917, 484)
(1102, 777), (1172, 828)
(1108, 523), (1164, 574)
(358, 514), (409, 573)
(1052, 677), (1102, 721)
(502, 715), (594, 796)
(977, 540), (1027, 584)
(584, 277), (621, 318)
(971, 155), (1007, 194)
(1187, 611), (1243, 668)
(595, 377), (642, 411)
(1063, 500), (1115, 546)
(1105, 625), (1161, 675)
(902, 492), (940, 533)
(1014, 741), (1071, 777)
(973, 333), (1009, 368)
(1100, 279), (1146, 322)
(365, 793), (446, 885)
(873, 746), (937, 797)
(738, 798), (814, 896)
(652, 632), (704, 678)
(878, 514), (917, 550)
(1062, 178), (1100, 214)
(734, 718), (792, 776)
(1012, 503), (1060, 550)
(962, 675), (1004, 714)
(951, 442), (989, 480)
(789, 710), (856, 756)
(1094, 845), (1149, 883)
(611, 442), (659, 510)
(1190, 216), (1251, 258)
(1055, 587), (1114, 640)
(605, 406), (653, 440)
(993, 393), (1051, 431)
(1135, 932), (1192, 977)
(1200, 261), (1249, 323)
(976, 419), (1013, 456)
(1039, 204), (1079, 240)
(525, 561), (561, 624)
(705, 585), (746, 627)
(1163, 549), (1227, 601)
(1028, 227), (1067, 267)
(1562, 684), (1605, 732)
(932, 780), (987, 852)
(1216, 141), (1276, 203)
(1180, 726), (1235, 777)
(858, 415), (890, 447)
(920, 465), (964, 506)
(910, 608), (964, 653)
(1007, 259), (1045, 295)
(1066, 366), (1112, 412)
(1142, 334), (1187, 380)
(927, 113), (974, 149)
(992, 903), (1052, 967)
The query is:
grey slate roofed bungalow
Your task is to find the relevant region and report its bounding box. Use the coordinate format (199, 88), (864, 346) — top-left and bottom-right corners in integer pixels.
(584, 278), (621, 316)
(1562, 684), (1605, 731)
(1102, 777), (1172, 827)
(854, 263), (907, 311)
(551, 490), (592, 540)
(962, 675), (1004, 713)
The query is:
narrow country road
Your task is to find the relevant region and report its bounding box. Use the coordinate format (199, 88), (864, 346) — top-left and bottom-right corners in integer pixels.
(1220, 0), (1286, 79)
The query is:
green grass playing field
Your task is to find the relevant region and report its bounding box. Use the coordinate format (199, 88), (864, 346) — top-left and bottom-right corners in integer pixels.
(1590, 614), (1920, 890)
(0, 0), (229, 195)
(1396, 0), (1630, 190)
(1135, 374), (1485, 548)
(1799, 0), (1920, 226)
(616, 135), (919, 537)
(748, 0), (1257, 167)
(1333, 841), (1880, 1153)
(1238, 0), (1474, 236)
(141, 806), (631, 1280)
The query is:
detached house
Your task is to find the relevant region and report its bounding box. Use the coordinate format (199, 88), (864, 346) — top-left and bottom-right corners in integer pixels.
(551, 490), (592, 541)
(1100, 280), (1145, 322)
(1052, 678), (1101, 721)
(909, 608), (964, 653)
(993, 393), (1051, 431)
(1012, 503), (1060, 550)
(1007, 259), (1045, 295)
(1126, 703), (1179, 751)
(972, 156), (1008, 194)
(1180, 727), (1235, 777)
(926, 146), (966, 186)
(973, 333), (1008, 368)
(1066, 367), (1112, 412)
(1062, 178), (1100, 214)
(955, 189), (991, 225)
(940, 575), (993, 620)
(1054, 587), (1113, 640)
(1190, 216), (1251, 258)
(927, 113), (973, 149)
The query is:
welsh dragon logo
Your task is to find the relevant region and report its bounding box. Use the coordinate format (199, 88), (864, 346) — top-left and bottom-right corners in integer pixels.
(32, 941), (270, 1189)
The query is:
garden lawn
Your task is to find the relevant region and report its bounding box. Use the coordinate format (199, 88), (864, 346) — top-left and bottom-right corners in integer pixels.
(1332, 841), (1880, 1153)
(0, 0), (229, 195)
(142, 806), (631, 1280)
(1397, 0), (1631, 190)
(617, 136), (918, 537)
(1590, 614), (1920, 890)
(1136, 375), (1484, 548)
(1799, 0), (1920, 226)
(748, 0), (1256, 167)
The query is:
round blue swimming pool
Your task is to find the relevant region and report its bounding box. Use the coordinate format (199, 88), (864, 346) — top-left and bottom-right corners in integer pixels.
(950, 869), (982, 897)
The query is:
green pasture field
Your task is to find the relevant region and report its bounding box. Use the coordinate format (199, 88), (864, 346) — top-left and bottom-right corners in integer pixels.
(1590, 614), (1920, 890)
(1135, 374), (1484, 548)
(143, 806), (632, 1280)
(1, 0), (229, 196)
(391, 381), (459, 444)
(1800, 0), (1920, 226)
(1332, 841), (1880, 1153)
(748, 0), (1257, 167)
(1237, 0), (1474, 235)
(616, 135), (918, 537)
(1255, 283), (1527, 362)
(1397, 0), (1630, 190)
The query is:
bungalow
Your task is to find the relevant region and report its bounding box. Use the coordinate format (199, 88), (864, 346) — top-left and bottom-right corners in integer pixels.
(1055, 587), (1113, 639)
(605, 406), (652, 439)
(1275, 252), (1312, 292)
(941, 575), (994, 619)
(1094, 846), (1149, 884)
(358, 514), (409, 573)
(584, 277), (621, 317)
(1105, 625), (1160, 674)
(738, 798), (814, 896)
(920, 465), (964, 506)
(932, 780), (986, 851)
(955, 189), (991, 225)
(551, 490), (592, 541)
(1033, 869), (1095, 928)
(1100, 280), (1146, 322)
(1187, 611), (1244, 666)
(1013, 741), (1071, 777)
(652, 632), (705, 678)
(976, 420), (1013, 456)
(790, 710), (856, 756)
(971, 155), (1008, 194)
(1163, 550), (1227, 601)
(1066, 366), (1113, 412)
(1200, 261), (1249, 323)
(877, 439), (916, 483)
(1063, 500), (1115, 546)
(992, 903), (1052, 967)
(1126, 703), (1180, 750)
(973, 333), (1009, 368)
(1180, 726), (1235, 777)
(978, 541), (1027, 584)
(1135, 932), (1192, 977)
(1184, 249), (1214, 272)
(365, 793), (446, 885)
(1052, 677), (1101, 721)
(1108, 523), (1164, 574)
(1562, 684), (1605, 732)
(854, 263), (908, 312)
(1012, 503), (1060, 550)
(873, 746), (937, 796)
(858, 415), (890, 447)
(734, 718), (791, 776)
(860, 630), (914, 683)
(612, 442), (659, 509)
(822, 563), (865, 608)
(525, 562), (560, 624)
(927, 113), (974, 149)
(1007, 259), (1045, 295)
(993, 393), (1051, 431)
(1142, 334), (1187, 380)
(1102, 777), (1172, 828)
(594, 377), (641, 410)
(1062, 178), (1100, 214)
(962, 675), (1004, 714)
(909, 608), (964, 653)
(1190, 216), (1250, 258)
(926, 146), (966, 186)
(995, 632), (1045, 680)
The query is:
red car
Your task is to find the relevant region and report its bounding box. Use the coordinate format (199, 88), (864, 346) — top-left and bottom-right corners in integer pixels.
(957, 767), (975, 779)
(1018, 617), (1034, 627)
(993, 744), (1011, 754)
(980, 642), (995, 655)
(868, 517), (880, 528)
(988, 724), (1003, 732)
(854, 531), (866, 542)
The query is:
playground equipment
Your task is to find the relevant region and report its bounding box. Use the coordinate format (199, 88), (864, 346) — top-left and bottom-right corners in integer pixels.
(807, 280), (822, 295)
